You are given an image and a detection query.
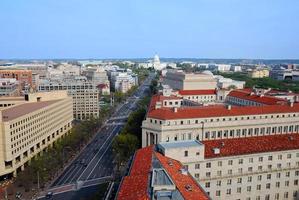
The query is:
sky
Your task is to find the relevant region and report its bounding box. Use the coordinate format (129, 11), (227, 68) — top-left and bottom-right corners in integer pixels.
(0, 0), (299, 59)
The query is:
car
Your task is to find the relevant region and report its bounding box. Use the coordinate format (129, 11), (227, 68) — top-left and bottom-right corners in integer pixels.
(45, 191), (53, 199)
(15, 192), (22, 199)
(80, 159), (86, 165)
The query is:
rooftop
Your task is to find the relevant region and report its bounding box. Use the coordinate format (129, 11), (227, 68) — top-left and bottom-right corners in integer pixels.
(203, 133), (299, 158)
(228, 89), (287, 105)
(117, 146), (209, 200)
(147, 103), (299, 120)
(159, 140), (202, 149)
(178, 89), (216, 96)
(1, 100), (61, 121)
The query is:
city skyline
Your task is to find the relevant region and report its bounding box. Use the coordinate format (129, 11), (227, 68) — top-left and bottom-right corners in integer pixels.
(1, 0), (299, 59)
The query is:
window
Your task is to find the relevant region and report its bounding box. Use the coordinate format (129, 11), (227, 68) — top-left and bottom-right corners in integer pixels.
(268, 156), (272, 161)
(258, 157), (263, 162)
(278, 154), (282, 160)
(249, 158), (253, 163)
(266, 183), (270, 189)
(247, 186), (251, 192)
(287, 154), (292, 159)
(206, 172), (211, 177)
(248, 176), (252, 182)
(267, 174), (271, 180)
(226, 189), (231, 195)
(205, 182), (210, 188)
(239, 159), (243, 164)
(228, 160), (233, 165)
(216, 190), (221, 196)
(218, 161), (222, 166)
(195, 164), (200, 169)
(206, 163), (211, 168)
(227, 179), (232, 185)
(237, 187), (241, 193)
(257, 184), (261, 190)
(276, 182), (280, 188)
(184, 151), (188, 157)
(228, 169), (232, 175)
(258, 175), (262, 181)
(217, 171), (222, 176)
(237, 178), (242, 183)
(216, 180), (221, 186)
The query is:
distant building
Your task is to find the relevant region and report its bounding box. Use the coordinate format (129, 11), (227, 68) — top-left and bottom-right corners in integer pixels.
(214, 75), (245, 89)
(38, 78), (99, 120)
(0, 78), (20, 96)
(0, 91), (73, 178)
(247, 68), (269, 78)
(97, 83), (110, 95)
(0, 69), (33, 90)
(82, 67), (109, 85)
(163, 70), (217, 90)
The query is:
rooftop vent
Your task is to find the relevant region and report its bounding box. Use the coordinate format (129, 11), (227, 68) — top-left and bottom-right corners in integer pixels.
(213, 148), (220, 154)
(288, 100), (294, 107)
(179, 168), (188, 175)
(220, 142), (225, 147)
(173, 107), (178, 113)
(226, 105), (232, 110)
(185, 184), (193, 191)
(168, 160), (173, 167)
(289, 136), (294, 141)
(155, 101), (162, 109)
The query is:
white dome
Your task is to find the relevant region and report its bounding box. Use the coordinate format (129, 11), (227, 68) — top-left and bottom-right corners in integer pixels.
(154, 54), (160, 63)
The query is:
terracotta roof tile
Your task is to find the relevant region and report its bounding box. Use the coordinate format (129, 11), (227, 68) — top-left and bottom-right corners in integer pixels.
(228, 89), (287, 105)
(178, 89), (216, 96)
(147, 103), (299, 120)
(203, 134), (299, 158)
(117, 146), (152, 200)
(155, 152), (209, 200)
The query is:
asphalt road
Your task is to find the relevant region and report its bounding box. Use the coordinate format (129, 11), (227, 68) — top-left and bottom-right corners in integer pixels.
(40, 73), (154, 200)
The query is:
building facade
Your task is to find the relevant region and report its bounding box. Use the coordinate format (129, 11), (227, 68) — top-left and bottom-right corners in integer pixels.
(0, 91), (73, 178)
(38, 79), (99, 120)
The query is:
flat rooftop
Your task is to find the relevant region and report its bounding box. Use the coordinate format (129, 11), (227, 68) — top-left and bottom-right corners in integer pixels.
(159, 140), (202, 149)
(1, 100), (61, 121)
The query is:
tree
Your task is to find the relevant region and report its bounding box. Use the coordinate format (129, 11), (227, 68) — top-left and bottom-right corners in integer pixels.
(112, 134), (138, 169)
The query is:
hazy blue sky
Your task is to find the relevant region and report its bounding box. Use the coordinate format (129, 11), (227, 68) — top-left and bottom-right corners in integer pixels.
(0, 0), (298, 59)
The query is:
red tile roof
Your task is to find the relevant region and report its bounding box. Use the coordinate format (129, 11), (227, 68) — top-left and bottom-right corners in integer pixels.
(178, 89), (216, 96)
(117, 146), (153, 200)
(155, 153), (209, 200)
(147, 103), (299, 120)
(203, 134), (299, 158)
(228, 89), (287, 105)
(1, 100), (61, 121)
(117, 146), (210, 200)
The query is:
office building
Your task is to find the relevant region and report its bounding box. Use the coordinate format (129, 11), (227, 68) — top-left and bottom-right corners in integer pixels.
(38, 78), (99, 120)
(0, 91), (73, 178)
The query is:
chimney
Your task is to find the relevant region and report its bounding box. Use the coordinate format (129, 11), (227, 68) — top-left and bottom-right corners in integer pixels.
(226, 105), (232, 110)
(288, 99), (294, 107)
(213, 148), (220, 154)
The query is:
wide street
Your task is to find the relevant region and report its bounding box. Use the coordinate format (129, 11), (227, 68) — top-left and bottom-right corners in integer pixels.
(37, 73), (154, 199)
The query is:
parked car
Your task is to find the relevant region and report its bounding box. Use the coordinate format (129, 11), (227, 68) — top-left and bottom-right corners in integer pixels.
(45, 191), (53, 199)
(15, 191), (22, 199)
